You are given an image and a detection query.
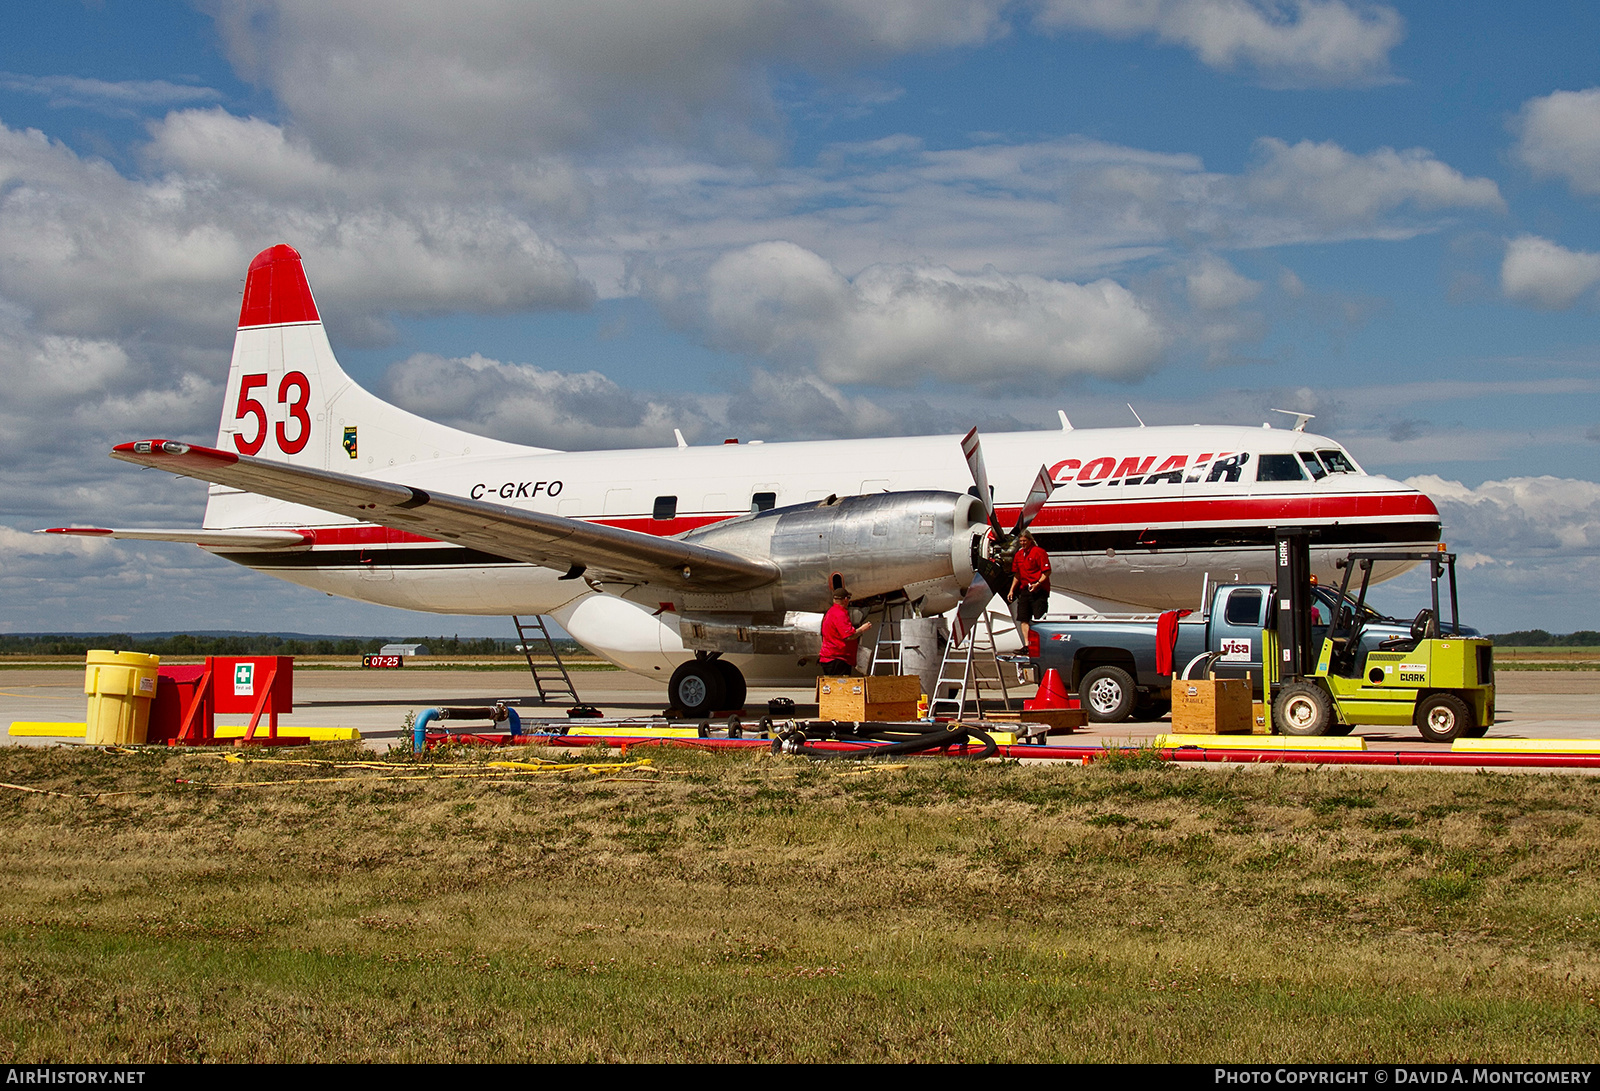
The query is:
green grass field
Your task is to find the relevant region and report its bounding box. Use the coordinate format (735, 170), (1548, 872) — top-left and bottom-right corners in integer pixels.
(2, 742), (1598, 1062)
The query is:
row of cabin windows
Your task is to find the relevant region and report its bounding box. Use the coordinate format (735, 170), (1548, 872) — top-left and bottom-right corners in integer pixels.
(643, 451), (1355, 519)
(651, 491), (778, 520)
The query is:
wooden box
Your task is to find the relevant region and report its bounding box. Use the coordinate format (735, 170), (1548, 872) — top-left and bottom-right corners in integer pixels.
(817, 675), (921, 722)
(1171, 677), (1253, 734)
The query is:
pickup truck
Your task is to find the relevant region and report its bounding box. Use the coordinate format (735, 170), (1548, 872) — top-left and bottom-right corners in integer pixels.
(1027, 582), (1462, 723)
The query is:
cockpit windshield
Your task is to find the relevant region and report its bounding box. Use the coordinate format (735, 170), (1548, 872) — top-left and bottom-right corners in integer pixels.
(1317, 449), (1357, 474)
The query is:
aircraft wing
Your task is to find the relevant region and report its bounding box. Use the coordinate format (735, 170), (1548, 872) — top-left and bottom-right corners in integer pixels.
(39, 527), (314, 549)
(109, 440), (779, 591)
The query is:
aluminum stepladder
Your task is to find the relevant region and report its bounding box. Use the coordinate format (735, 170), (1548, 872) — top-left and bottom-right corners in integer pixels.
(512, 615), (582, 705)
(928, 608), (1018, 721)
(866, 597), (912, 675)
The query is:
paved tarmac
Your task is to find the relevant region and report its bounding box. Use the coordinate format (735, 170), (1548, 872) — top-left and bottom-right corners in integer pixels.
(4, 664), (1597, 753)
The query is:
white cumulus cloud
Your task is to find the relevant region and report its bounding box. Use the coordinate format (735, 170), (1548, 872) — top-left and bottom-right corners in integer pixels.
(207, 0), (1010, 164)
(1513, 87), (1600, 197)
(380, 352), (707, 451)
(1033, 0), (1404, 87)
(1500, 235), (1600, 310)
(689, 241), (1169, 385)
(1409, 475), (1600, 556)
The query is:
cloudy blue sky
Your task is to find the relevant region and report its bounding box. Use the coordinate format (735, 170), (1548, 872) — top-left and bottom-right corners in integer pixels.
(2, 0), (1597, 637)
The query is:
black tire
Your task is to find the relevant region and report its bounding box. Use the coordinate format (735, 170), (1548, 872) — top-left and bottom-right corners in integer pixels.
(1274, 681), (1335, 736)
(668, 661), (726, 718)
(1080, 665), (1137, 723)
(1132, 698), (1171, 722)
(1415, 692), (1472, 744)
(714, 659), (747, 711)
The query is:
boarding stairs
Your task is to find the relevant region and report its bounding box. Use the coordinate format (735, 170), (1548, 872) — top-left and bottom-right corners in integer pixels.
(511, 615), (582, 705)
(928, 609), (1024, 721)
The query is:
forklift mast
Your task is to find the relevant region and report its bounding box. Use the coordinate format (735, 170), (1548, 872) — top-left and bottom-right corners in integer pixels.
(1271, 528), (1316, 699)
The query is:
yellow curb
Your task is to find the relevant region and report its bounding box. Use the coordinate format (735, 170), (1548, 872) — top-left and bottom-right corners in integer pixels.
(1153, 733), (1368, 751)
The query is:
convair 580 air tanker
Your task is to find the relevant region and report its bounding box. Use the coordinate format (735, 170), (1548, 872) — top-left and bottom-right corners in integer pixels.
(50, 245), (1441, 713)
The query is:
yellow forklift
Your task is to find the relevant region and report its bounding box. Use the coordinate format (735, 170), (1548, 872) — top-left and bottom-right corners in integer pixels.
(1265, 530), (1495, 743)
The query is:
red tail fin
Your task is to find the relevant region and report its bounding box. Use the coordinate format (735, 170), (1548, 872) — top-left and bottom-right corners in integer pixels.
(238, 244), (320, 327)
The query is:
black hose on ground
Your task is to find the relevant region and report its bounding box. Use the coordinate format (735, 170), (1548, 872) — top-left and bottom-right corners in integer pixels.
(770, 720), (997, 761)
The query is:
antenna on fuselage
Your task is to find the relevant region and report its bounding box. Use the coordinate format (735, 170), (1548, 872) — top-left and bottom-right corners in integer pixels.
(1269, 408), (1315, 432)
(674, 428), (688, 449)
(1058, 410), (1073, 431)
(1126, 404), (1145, 427)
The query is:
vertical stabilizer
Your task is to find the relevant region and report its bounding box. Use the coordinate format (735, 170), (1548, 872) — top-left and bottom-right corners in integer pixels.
(205, 244), (546, 528)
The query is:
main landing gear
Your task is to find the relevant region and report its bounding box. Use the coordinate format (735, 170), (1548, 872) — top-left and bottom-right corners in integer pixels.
(668, 655), (748, 718)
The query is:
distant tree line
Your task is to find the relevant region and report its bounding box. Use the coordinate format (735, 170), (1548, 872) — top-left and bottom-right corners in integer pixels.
(1486, 630), (1600, 647)
(0, 634), (590, 657)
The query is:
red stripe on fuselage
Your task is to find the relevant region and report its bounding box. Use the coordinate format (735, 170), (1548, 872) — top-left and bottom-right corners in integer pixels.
(277, 491), (1435, 549)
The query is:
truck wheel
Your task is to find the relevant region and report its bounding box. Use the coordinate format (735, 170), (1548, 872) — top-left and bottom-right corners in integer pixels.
(1274, 682), (1334, 736)
(1415, 693), (1471, 744)
(669, 661), (726, 718)
(1080, 666), (1137, 722)
(1132, 697), (1171, 722)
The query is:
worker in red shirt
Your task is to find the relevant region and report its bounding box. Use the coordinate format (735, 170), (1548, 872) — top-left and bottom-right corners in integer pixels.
(1008, 530), (1051, 642)
(819, 587), (873, 676)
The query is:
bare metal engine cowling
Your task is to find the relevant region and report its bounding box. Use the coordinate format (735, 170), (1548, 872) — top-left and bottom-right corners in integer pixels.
(645, 491), (988, 656)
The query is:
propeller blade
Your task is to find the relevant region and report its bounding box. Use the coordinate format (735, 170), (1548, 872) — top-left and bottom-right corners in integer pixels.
(951, 580), (993, 647)
(960, 427), (1003, 534)
(1011, 464), (1055, 536)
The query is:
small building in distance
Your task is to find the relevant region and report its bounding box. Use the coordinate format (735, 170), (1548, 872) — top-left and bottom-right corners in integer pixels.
(378, 643), (429, 657)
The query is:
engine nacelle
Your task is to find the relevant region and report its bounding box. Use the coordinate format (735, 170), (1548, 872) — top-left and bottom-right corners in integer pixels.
(658, 490), (987, 618)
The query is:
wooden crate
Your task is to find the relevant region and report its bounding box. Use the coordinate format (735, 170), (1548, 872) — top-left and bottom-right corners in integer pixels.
(1171, 677), (1253, 734)
(817, 675), (921, 721)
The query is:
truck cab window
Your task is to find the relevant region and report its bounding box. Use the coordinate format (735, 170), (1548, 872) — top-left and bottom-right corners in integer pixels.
(1256, 454), (1306, 482)
(1224, 589), (1263, 627)
(652, 495), (678, 520)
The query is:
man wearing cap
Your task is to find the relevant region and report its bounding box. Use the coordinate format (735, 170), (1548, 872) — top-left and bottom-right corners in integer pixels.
(819, 588), (873, 676)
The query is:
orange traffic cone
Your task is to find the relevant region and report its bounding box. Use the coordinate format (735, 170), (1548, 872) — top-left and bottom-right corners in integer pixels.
(1029, 668), (1072, 709)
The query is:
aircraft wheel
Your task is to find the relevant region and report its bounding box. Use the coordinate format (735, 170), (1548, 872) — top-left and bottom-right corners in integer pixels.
(715, 660), (747, 711)
(1274, 682), (1334, 736)
(1415, 692), (1471, 744)
(669, 660), (726, 718)
(1080, 666), (1137, 723)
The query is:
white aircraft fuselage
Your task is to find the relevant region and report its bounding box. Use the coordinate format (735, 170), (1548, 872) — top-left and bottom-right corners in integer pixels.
(61, 246), (1442, 686)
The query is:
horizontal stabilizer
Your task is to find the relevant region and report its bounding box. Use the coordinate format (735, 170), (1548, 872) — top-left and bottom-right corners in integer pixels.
(110, 440), (779, 592)
(39, 527), (314, 549)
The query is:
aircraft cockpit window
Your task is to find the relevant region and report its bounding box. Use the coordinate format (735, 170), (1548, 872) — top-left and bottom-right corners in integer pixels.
(1298, 451), (1328, 480)
(1317, 449), (1357, 474)
(1256, 454), (1306, 482)
(652, 495), (678, 521)
(751, 491), (776, 513)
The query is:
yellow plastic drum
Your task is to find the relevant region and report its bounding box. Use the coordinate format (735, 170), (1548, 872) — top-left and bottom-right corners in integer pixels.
(83, 650), (161, 745)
